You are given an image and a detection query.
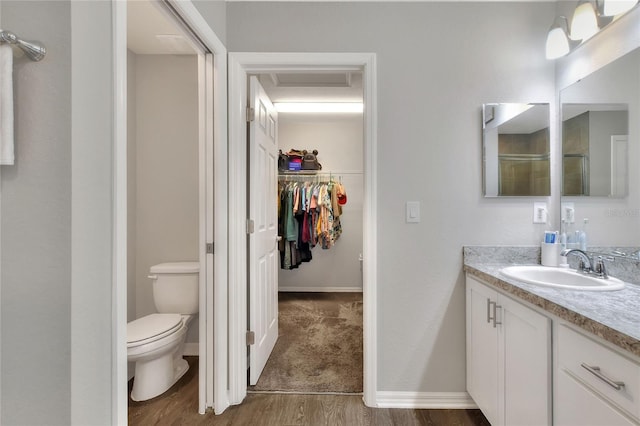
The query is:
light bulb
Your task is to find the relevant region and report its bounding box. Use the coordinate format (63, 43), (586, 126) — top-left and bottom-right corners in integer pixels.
(571, 1), (599, 40)
(602, 0), (637, 16)
(545, 16), (571, 59)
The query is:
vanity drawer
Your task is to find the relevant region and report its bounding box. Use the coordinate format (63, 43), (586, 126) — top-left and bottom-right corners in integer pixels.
(558, 325), (640, 420)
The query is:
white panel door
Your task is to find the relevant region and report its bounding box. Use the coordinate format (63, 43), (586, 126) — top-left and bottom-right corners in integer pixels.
(248, 76), (279, 385)
(500, 293), (552, 426)
(466, 277), (500, 426)
(610, 135), (628, 197)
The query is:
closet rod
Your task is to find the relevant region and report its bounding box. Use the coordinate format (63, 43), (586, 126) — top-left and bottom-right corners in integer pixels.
(278, 172), (341, 182)
(0, 30), (46, 62)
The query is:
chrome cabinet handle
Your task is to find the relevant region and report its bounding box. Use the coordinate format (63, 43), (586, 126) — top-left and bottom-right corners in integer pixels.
(493, 304), (502, 327)
(581, 363), (625, 390)
(486, 300), (501, 327)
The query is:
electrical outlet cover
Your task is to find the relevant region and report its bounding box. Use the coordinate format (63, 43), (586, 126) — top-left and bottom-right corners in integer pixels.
(533, 202), (548, 224)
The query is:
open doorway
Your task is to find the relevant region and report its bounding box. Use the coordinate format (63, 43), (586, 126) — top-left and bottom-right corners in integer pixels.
(114, 0), (228, 420)
(247, 72), (365, 394)
(125, 0), (211, 419)
(226, 52), (377, 408)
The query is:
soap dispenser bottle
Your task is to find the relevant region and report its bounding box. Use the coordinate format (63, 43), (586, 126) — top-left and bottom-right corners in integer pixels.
(559, 219), (567, 250)
(579, 218), (589, 251)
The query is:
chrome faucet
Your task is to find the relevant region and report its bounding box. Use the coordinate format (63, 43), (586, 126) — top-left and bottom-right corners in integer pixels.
(593, 256), (609, 279)
(560, 249), (593, 273)
(561, 249), (610, 279)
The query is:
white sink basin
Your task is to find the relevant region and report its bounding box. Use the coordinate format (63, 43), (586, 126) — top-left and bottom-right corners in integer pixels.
(500, 265), (625, 291)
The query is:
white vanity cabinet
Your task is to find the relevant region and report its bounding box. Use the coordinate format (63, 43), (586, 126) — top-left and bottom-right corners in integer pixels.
(466, 276), (552, 426)
(555, 324), (640, 425)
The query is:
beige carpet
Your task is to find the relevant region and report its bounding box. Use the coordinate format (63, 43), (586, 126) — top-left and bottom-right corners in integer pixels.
(249, 292), (363, 393)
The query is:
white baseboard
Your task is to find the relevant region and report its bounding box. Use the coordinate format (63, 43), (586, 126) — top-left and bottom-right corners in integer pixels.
(376, 391), (477, 409)
(279, 286), (363, 293)
(183, 342), (199, 356)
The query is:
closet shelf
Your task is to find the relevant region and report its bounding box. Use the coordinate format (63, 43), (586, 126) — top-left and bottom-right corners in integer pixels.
(279, 170), (320, 176)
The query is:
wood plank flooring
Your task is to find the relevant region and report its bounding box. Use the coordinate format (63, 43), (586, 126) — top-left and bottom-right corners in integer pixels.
(129, 357), (490, 426)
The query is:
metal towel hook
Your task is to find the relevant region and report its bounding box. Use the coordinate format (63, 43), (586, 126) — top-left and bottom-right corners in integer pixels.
(0, 30), (46, 62)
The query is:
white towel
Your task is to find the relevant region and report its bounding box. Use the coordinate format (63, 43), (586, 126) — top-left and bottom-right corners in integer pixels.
(0, 44), (13, 165)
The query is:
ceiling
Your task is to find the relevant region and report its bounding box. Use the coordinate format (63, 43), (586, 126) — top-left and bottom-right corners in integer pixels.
(127, 0), (197, 55)
(499, 105), (549, 134)
(562, 103), (628, 121)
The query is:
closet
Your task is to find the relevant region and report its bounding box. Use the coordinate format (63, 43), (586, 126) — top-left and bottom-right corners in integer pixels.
(276, 127), (363, 292)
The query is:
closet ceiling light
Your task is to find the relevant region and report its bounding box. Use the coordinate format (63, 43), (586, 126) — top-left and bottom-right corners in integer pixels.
(570, 0), (599, 40)
(601, 0), (638, 16)
(545, 16), (571, 59)
(274, 102), (363, 113)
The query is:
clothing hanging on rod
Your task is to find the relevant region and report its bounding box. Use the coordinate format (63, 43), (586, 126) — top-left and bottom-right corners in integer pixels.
(277, 174), (347, 270)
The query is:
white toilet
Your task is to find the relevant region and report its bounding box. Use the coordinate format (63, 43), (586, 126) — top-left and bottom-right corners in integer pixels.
(127, 261), (199, 402)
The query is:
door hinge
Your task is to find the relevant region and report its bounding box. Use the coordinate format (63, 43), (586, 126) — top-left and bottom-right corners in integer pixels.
(246, 219), (255, 234)
(206, 243), (214, 254)
(246, 330), (255, 346)
(246, 107), (255, 122)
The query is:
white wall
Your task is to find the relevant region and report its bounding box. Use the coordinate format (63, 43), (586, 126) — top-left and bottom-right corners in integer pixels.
(278, 116), (364, 291)
(192, 0), (226, 46)
(133, 54), (200, 344)
(227, 1), (556, 393)
(70, 1), (115, 423)
(1, 2), (72, 423)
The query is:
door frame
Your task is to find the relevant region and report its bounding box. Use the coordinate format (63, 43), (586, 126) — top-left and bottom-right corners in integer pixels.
(227, 52), (378, 406)
(112, 0), (228, 422)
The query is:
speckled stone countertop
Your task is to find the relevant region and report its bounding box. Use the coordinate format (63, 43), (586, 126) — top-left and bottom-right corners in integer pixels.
(464, 247), (640, 358)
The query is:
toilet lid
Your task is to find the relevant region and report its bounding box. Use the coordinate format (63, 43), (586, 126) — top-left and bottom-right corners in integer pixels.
(127, 313), (182, 346)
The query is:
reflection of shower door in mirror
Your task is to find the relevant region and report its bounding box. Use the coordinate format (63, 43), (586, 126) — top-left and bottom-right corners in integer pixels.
(563, 154), (589, 196)
(498, 154), (550, 196)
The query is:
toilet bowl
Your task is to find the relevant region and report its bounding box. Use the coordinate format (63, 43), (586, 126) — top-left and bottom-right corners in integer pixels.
(127, 261), (199, 402)
(127, 313), (193, 401)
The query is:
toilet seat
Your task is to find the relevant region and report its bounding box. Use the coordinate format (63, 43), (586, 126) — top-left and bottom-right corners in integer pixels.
(127, 313), (183, 348)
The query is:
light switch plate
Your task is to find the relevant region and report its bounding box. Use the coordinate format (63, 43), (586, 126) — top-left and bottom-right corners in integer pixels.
(406, 201), (420, 223)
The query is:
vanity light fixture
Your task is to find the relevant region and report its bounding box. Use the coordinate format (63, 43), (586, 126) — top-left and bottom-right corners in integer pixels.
(600, 0), (638, 16)
(545, 0), (638, 59)
(273, 102), (364, 113)
(570, 0), (600, 40)
(545, 16), (572, 59)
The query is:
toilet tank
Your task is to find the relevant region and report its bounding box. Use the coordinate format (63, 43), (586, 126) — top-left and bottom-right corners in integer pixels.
(149, 262), (199, 314)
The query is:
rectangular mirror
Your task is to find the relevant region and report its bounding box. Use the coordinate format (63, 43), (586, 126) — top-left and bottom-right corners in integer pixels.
(560, 47), (639, 258)
(482, 103), (551, 197)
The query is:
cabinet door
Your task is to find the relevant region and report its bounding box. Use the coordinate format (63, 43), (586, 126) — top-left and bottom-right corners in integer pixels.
(466, 277), (499, 425)
(499, 294), (552, 426)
